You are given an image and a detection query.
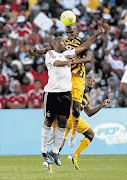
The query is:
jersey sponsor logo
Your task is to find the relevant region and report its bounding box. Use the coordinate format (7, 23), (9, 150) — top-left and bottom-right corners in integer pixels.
(66, 45), (72, 50)
(94, 123), (127, 145)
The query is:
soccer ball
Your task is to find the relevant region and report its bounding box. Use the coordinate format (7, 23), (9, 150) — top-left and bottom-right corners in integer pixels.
(60, 10), (76, 26)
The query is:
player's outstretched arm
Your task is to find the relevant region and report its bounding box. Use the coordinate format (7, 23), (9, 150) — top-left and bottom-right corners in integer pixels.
(75, 27), (105, 55)
(31, 46), (52, 54)
(84, 98), (111, 117)
(53, 59), (71, 67)
(69, 51), (92, 64)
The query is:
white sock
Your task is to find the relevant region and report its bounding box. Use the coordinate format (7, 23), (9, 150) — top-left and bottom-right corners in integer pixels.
(41, 125), (51, 154)
(52, 127), (66, 154)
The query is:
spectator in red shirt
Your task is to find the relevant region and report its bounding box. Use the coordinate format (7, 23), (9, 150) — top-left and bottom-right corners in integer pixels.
(28, 79), (44, 109)
(15, 15), (32, 39)
(20, 72), (35, 93)
(6, 83), (27, 109)
(31, 64), (48, 89)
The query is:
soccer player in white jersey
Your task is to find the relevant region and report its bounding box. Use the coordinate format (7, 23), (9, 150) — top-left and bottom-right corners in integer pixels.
(119, 69), (127, 97)
(41, 36), (92, 172)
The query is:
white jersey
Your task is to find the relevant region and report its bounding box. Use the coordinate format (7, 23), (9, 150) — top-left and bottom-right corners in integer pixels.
(44, 49), (76, 92)
(121, 69), (127, 84)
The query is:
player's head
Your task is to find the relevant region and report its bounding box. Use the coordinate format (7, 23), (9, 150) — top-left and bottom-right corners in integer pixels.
(51, 36), (66, 52)
(66, 24), (78, 40)
(85, 75), (95, 90)
(34, 79), (42, 90)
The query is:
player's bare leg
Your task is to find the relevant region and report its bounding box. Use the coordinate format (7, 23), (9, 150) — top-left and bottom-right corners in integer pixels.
(69, 101), (81, 147)
(69, 128), (94, 170)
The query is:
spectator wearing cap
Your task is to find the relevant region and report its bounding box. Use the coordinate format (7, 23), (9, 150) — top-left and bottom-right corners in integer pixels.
(28, 79), (44, 109)
(22, 57), (33, 72)
(15, 15), (32, 39)
(102, 13), (112, 24)
(20, 72), (34, 93)
(6, 82), (27, 109)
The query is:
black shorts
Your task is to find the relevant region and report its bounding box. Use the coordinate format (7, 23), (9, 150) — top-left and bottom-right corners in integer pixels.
(44, 91), (72, 119)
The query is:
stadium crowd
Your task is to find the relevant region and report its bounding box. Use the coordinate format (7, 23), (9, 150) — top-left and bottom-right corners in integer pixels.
(0, 0), (127, 109)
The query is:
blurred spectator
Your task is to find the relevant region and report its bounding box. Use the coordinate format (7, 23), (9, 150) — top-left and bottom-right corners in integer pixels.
(0, 63), (9, 92)
(31, 63), (48, 89)
(0, 85), (6, 109)
(102, 76), (119, 108)
(98, 61), (119, 103)
(15, 15), (32, 39)
(6, 82), (27, 109)
(20, 72), (34, 93)
(107, 46), (124, 79)
(22, 57), (33, 72)
(28, 79), (44, 108)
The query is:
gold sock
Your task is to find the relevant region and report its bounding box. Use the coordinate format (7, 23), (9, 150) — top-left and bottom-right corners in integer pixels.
(71, 114), (80, 135)
(74, 137), (90, 158)
(52, 119), (57, 133)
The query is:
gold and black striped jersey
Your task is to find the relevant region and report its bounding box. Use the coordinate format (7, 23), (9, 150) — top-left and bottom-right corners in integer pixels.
(80, 89), (89, 112)
(65, 36), (85, 78)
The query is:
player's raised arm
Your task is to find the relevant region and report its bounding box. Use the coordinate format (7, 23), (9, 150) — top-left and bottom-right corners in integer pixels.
(66, 51), (92, 64)
(75, 27), (105, 55)
(53, 60), (71, 67)
(31, 46), (52, 54)
(84, 98), (111, 117)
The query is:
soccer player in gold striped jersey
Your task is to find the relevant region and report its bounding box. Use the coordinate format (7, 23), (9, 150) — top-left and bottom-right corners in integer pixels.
(65, 24), (91, 146)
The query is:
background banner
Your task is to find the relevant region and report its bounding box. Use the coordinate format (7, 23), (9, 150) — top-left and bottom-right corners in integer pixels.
(0, 108), (127, 155)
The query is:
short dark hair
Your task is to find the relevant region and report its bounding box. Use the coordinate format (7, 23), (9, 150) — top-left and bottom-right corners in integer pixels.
(86, 75), (95, 80)
(34, 79), (42, 83)
(51, 36), (63, 48)
(66, 24), (78, 30)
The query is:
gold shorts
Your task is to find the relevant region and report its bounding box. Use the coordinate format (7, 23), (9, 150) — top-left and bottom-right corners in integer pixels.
(64, 117), (90, 139)
(71, 73), (85, 103)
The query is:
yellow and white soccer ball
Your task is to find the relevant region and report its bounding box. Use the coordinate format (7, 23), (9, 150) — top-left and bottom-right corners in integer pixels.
(60, 10), (76, 26)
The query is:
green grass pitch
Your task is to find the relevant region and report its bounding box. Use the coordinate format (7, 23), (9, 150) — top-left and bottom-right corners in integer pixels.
(0, 155), (127, 180)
